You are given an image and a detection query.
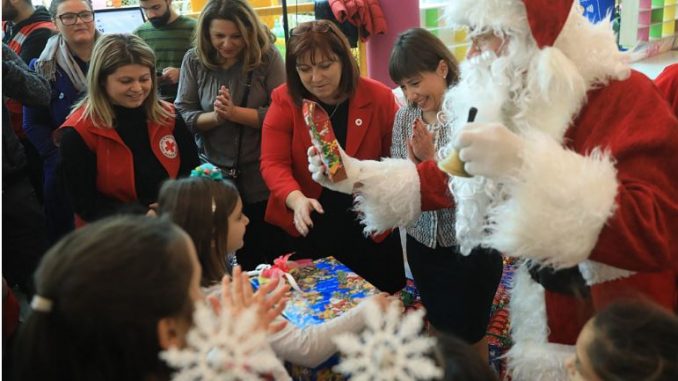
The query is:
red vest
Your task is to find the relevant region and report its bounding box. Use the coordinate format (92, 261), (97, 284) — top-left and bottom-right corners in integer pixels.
(61, 103), (180, 203)
(3, 20), (56, 53)
(3, 20), (57, 138)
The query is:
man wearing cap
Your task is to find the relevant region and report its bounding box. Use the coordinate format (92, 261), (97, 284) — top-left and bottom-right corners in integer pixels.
(308, 0), (678, 379)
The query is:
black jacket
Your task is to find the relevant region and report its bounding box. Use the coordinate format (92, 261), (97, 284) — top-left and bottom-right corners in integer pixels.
(2, 6), (54, 63)
(2, 44), (51, 186)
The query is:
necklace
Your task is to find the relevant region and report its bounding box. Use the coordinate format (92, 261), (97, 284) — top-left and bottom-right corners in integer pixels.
(326, 100), (344, 119)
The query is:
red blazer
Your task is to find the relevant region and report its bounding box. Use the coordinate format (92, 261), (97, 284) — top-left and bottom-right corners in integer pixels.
(261, 77), (398, 236)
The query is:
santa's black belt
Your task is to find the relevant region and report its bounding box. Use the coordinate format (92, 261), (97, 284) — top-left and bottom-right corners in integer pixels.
(528, 262), (590, 298)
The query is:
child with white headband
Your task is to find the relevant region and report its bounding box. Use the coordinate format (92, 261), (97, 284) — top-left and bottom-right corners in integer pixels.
(12, 215), (290, 380)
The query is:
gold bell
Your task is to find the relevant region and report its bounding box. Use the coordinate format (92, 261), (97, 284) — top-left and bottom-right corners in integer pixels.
(438, 148), (471, 177)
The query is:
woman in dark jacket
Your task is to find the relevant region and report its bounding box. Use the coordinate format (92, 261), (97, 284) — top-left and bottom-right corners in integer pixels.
(23, 0), (98, 241)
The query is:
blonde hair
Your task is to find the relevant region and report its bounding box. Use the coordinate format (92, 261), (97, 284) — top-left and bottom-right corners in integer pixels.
(195, 0), (274, 72)
(73, 33), (172, 128)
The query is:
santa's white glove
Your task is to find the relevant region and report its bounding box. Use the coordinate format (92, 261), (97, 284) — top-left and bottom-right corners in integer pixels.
(307, 145), (360, 194)
(456, 123), (525, 179)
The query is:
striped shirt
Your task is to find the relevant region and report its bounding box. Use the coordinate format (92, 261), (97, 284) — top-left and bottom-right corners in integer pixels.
(134, 16), (196, 100)
(391, 105), (456, 248)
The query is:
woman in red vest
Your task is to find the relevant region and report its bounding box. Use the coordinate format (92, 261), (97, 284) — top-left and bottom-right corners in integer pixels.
(59, 34), (199, 224)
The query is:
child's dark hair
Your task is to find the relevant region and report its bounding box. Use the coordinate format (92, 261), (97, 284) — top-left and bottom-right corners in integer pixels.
(433, 333), (499, 381)
(158, 176), (240, 286)
(587, 299), (678, 381)
(389, 28), (460, 87)
(13, 215), (194, 381)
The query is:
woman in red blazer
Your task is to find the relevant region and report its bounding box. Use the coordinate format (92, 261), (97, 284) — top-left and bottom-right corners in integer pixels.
(261, 20), (405, 293)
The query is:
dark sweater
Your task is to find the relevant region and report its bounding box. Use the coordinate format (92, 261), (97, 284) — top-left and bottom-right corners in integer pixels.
(2, 7), (54, 63)
(316, 99), (352, 214)
(60, 105), (199, 221)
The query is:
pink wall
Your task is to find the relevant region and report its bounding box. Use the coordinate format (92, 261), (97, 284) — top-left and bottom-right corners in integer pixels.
(366, 0), (420, 87)
(92, 0), (108, 10)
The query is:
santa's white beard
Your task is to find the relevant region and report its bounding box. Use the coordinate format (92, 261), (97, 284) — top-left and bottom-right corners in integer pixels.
(440, 42), (589, 255)
(441, 52), (519, 255)
(444, 51), (513, 137)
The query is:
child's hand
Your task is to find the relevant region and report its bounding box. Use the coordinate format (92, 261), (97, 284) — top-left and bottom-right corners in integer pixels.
(210, 266), (290, 334)
(368, 292), (404, 313)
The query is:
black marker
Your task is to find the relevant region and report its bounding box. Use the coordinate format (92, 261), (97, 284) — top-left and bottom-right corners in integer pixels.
(467, 107), (478, 123)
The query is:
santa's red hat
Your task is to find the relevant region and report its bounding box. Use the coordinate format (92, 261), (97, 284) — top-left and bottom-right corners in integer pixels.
(445, 0), (575, 48)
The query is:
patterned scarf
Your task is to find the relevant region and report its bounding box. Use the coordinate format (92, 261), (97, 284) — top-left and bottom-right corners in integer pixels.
(33, 34), (88, 92)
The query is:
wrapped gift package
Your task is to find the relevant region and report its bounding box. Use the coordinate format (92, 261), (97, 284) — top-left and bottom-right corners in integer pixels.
(278, 256), (378, 329)
(303, 99), (348, 182)
(252, 256), (513, 380)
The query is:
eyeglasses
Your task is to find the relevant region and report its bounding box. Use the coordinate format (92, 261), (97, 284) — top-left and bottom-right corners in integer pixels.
(57, 11), (94, 26)
(468, 29), (506, 50)
(290, 20), (333, 36)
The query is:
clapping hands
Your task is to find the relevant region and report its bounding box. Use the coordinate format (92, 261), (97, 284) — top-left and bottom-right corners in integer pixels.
(407, 118), (435, 164)
(213, 85), (236, 123)
(208, 265), (291, 334)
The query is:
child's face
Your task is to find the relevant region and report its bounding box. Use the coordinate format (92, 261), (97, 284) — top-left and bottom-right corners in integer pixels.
(226, 197), (249, 253)
(565, 320), (602, 381)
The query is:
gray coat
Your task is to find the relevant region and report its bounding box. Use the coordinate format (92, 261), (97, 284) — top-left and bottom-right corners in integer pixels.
(175, 47), (285, 203)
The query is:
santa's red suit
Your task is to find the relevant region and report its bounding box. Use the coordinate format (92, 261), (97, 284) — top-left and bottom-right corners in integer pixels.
(308, 0), (678, 379)
(408, 70), (678, 379)
(656, 63), (678, 115)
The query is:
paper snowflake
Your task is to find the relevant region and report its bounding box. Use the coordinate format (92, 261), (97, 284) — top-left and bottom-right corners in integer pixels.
(333, 301), (443, 381)
(160, 302), (288, 381)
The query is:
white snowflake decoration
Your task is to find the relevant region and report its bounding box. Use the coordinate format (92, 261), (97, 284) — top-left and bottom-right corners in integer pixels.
(333, 300), (443, 381)
(160, 302), (289, 381)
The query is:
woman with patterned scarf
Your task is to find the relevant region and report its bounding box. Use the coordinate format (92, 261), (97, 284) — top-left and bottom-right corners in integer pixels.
(22, 0), (98, 243)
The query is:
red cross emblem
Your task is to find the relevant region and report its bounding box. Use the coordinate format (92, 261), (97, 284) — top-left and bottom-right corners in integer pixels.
(164, 140), (176, 153)
(159, 135), (178, 159)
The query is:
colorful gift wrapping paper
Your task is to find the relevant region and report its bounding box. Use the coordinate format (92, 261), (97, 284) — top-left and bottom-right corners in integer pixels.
(254, 256), (515, 380)
(303, 99), (348, 183)
(280, 256), (378, 329)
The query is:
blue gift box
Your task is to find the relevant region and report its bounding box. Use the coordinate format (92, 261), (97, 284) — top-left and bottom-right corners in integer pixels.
(253, 256), (378, 329)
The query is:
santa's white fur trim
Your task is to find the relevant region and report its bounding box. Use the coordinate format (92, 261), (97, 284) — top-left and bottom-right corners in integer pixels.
(444, 0), (528, 40)
(353, 158), (421, 235)
(484, 133), (619, 268)
(554, 5), (630, 86)
(578, 260), (636, 286)
(507, 263), (573, 381)
(507, 341), (574, 381)
(510, 263), (549, 343)
(444, 1), (629, 88)
(516, 46), (588, 142)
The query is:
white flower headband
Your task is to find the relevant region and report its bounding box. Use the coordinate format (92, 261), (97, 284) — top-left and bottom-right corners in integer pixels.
(160, 301), (290, 381)
(161, 298), (441, 380)
(333, 300), (443, 380)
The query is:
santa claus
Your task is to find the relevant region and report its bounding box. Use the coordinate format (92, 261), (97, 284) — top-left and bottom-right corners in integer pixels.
(308, 0), (678, 379)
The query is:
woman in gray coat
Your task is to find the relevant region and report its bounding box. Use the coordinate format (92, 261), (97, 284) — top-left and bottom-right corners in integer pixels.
(175, 0), (288, 269)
